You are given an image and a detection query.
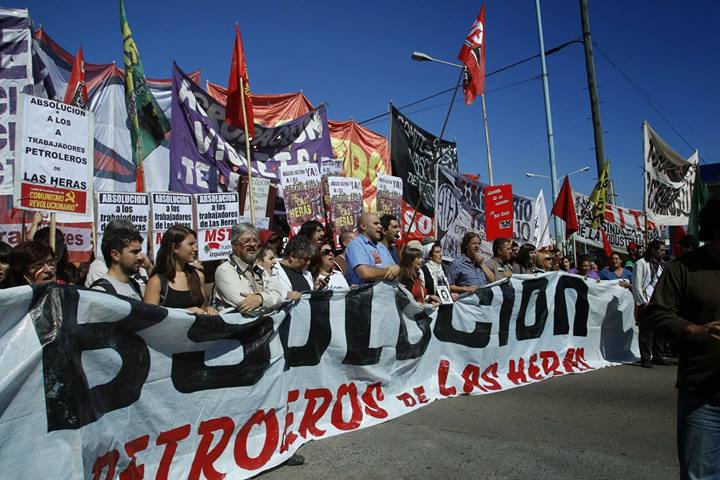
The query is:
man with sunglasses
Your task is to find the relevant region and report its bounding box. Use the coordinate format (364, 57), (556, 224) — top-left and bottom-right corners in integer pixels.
(213, 223), (283, 313)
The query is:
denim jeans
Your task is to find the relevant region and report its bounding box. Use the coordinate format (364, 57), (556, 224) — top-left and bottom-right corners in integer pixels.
(678, 390), (720, 480)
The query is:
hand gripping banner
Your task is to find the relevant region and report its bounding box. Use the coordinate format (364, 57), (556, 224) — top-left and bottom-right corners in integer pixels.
(0, 274), (637, 478)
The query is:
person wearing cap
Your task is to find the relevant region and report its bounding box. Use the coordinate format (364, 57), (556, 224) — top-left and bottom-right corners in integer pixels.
(259, 229), (285, 255)
(344, 213), (399, 286)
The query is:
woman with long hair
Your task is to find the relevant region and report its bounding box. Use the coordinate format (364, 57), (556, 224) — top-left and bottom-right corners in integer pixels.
(512, 243), (536, 274)
(310, 242), (349, 290)
(559, 255), (573, 272)
(144, 225), (217, 314)
(599, 252), (632, 281)
(421, 241), (450, 296)
(398, 246), (439, 305)
(297, 220), (326, 248)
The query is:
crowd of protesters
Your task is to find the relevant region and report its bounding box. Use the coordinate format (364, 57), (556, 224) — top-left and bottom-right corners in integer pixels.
(1, 200), (719, 477)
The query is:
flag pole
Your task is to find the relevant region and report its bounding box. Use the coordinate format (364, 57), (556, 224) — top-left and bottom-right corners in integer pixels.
(49, 213), (56, 254)
(404, 66), (464, 237)
(239, 77), (256, 225)
(480, 94), (494, 185)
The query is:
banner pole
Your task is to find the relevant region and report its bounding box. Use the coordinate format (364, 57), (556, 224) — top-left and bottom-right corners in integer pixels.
(404, 67), (464, 238)
(480, 94), (494, 186)
(239, 77), (256, 225)
(49, 213), (56, 253)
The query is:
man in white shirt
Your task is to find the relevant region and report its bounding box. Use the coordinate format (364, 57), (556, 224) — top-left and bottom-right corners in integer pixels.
(86, 219), (149, 293)
(89, 227), (145, 301)
(214, 223), (283, 313)
(631, 239), (668, 368)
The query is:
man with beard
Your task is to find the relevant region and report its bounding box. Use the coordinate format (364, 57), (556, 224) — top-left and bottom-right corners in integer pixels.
(345, 213), (400, 286)
(379, 214), (401, 264)
(213, 223), (283, 313)
(90, 227), (145, 300)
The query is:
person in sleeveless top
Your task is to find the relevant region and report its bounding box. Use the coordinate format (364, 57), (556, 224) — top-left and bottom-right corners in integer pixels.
(144, 225), (217, 315)
(310, 242), (349, 290)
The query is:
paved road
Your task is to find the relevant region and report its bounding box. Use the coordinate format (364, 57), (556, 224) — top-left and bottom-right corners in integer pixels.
(259, 362), (679, 480)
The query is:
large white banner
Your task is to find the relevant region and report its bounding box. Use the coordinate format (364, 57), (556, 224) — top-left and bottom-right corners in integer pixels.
(14, 94), (94, 215)
(643, 122), (698, 226)
(0, 274), (638, 479)
(573, 191), (662, 253)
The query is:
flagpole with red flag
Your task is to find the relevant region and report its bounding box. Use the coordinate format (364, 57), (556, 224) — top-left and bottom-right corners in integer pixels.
(458, 5), (494, 185)
(550, 175), (579, 239)
(226, 24), (256, 224)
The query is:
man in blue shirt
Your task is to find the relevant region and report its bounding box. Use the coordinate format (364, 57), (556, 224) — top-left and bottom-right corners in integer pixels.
(345, 213), (400, 286)
(446, 231), (492, 294)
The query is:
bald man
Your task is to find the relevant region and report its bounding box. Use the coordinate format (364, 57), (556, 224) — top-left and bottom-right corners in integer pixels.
(344, 213), (400, 286)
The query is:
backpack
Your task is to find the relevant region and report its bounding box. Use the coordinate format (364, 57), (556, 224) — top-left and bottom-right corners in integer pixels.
(90, 277), (142, 299)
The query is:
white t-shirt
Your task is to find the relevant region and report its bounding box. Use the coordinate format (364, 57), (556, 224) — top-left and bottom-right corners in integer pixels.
(90, 274), (143, 301)
(85, 258), (148, 295)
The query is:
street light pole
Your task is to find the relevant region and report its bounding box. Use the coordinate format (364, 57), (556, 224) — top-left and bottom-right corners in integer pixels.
(534, 0), (562, 248)
(411, 51), (494, 185)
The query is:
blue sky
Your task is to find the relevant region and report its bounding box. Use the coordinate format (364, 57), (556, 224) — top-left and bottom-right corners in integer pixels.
(23, 0), (720, 209)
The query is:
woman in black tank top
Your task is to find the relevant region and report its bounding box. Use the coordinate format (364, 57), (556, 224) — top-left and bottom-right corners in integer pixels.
(144, 225), (217, 314)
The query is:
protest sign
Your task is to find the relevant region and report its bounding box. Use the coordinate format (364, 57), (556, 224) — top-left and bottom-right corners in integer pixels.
(240, 177), (272, 220)
(390, 105), (457, 217)
(94, 192), (150, 256)
(0, 274), (637, 478)
(643, 122), (698, 226)
(149, 192), (194, 247)
(14, 94), (94, 215)
(320, 159), (343, 223)
(194, 192), (240, 261)
(376, 174), (403, 218)
(573, 191), (661, 253)
(327, 176), (363, 243)
(279, 163), (325, 235)
(484, 184), (513, 241)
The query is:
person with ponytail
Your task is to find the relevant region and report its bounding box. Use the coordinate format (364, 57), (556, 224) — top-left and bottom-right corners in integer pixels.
(144, 225), (217, 315)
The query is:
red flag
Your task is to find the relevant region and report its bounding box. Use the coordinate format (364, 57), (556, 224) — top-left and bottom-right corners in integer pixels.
(457, 5), (486, 105)
(601, 229), (613, 257)
(551, 175), (579, 238)
(225, 24), (255, 137)
(64, 47), (88, 109)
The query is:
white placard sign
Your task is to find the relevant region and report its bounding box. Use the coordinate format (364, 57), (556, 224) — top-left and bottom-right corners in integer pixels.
(150, 192), (194, 247)
(243, 177), (271, 219)
(94, 192), (150, 256)
(195, 192), (240, 261)
(14, 94), (94, 215)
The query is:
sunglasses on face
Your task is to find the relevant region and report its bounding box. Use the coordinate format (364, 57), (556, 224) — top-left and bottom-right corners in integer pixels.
(321, 249), (333, 256)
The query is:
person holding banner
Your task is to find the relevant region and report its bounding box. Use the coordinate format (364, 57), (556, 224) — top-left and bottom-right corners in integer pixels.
(599, 252), (632, 281)
(214, 223), (283, 312)
(311, 242), (349, 291)
(398, 244), (439, 305)
(89, 227), (145, 300)
(144, 225), (217, 315)
(447, 232), (492, 294)
(277, 236), (330, 299)
(345, 213), (399, 286)
(421, 242), (451, 296)
(485, 237), (514, 282)
(379, 214), (401, 264)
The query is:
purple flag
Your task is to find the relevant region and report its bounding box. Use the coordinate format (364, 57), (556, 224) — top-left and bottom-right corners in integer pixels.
(170, 64), (333, 194)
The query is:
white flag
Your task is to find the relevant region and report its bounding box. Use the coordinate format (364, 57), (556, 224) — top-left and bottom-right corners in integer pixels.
(532, 190), (552, 248)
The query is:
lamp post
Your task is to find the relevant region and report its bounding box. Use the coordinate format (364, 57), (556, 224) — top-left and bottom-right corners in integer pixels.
(525, 166), (590, 186)
(411, 51), (494, 185)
